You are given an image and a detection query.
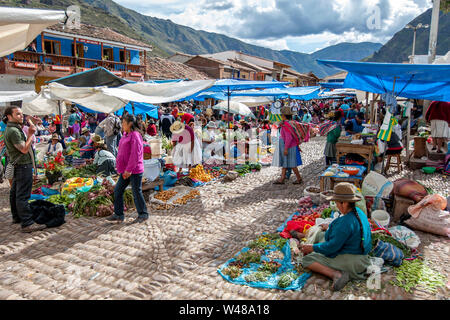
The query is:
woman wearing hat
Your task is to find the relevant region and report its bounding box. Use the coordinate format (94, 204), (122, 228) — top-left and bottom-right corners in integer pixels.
(93, 140), (117, 177)
(170, 120), (202, 173)
(46, 133), (63, 157)
(273, 106), (303, 184)
(298, 182), (372, 291)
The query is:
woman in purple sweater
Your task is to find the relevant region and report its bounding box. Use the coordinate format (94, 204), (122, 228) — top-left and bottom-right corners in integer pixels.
(107, 115), (149, 224)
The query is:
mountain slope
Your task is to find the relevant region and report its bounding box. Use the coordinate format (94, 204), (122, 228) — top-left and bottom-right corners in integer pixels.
(368, 8), (450, 63)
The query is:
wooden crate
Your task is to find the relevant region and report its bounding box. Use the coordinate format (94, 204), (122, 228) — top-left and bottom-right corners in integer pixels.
(392, 195), (415, 223)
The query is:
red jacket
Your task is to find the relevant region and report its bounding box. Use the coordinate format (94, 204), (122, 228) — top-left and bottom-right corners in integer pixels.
(426, 101), (450, 124)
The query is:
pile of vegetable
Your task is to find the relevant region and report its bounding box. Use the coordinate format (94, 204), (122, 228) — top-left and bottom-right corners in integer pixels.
(321, 208), (333, 219)
(222, 266), (242, 279)
(70, 180), (134, 218)
(189, 164), (213, 182)
(278, 272), (299, 288)
(235, 250), (263, 267)
(63, 165), (97, 179)
(248, 233), (287, 251)
(258, 261), (281, 273)
(390, 259), (446, 293)
(244, 271), (272, 283)
(46, 194), (72, 207)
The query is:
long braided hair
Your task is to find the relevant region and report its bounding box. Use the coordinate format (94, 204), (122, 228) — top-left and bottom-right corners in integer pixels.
(349, 202), (365, 253)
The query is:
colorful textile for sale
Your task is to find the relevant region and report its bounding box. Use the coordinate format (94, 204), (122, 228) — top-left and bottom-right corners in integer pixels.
(217, 234), (311, 291)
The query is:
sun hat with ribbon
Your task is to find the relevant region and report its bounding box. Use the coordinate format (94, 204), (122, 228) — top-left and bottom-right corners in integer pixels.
(170, 121), (185, 134)
(325, 182), (362, 203)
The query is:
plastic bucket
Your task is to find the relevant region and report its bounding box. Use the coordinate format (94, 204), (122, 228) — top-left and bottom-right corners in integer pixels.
(144, 159), (161, 182)
(372, 210), (390, 228)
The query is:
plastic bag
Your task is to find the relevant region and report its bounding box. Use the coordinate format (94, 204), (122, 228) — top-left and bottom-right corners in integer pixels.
(407, 194), (448, 218)
(362, 171), (393, 198)
(388, 226), (421, 249)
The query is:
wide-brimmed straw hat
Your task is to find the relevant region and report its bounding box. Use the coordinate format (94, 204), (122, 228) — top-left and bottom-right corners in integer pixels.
(81, 127), (90, 135)
(91, 134), (103, 144)
(281, 106), (293, 116)
(325, 182), (362, 203)
(170, 121), (185, 134)
(206, 121), (217, 129)
(51, 133), (59, 140)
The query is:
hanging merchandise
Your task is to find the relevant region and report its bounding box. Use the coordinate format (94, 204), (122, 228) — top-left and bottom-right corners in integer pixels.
(381, 92), (398, 115)
(269, 101), (283, 123)
(377, 111), (398, 142)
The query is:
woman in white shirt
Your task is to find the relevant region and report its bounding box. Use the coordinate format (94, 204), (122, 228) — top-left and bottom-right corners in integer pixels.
(46, 133), (63, 156)
(93, 141), (117, 176)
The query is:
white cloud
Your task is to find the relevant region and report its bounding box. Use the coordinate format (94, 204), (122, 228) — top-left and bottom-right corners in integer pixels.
(114, 0), (433, 53)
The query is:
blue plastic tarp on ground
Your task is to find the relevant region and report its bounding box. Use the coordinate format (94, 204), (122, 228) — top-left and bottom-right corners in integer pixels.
(217, 239), (311, 291)
(317, 59), (450, 102)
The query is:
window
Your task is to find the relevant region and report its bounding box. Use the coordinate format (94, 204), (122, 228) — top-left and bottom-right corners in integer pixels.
(103, 48), (114, 61)
(119, 49), (130, 63)
(71, 43), (84, 58)
(44, 40), (61, 55)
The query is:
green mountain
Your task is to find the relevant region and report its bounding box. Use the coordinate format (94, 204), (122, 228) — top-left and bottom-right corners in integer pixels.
(368, 8), (450, 63)
(3, 0), (383, 77)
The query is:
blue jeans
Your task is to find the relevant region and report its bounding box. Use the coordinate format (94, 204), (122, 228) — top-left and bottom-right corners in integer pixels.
(114, 173), (148, 219)
(10, 163), (34, 227)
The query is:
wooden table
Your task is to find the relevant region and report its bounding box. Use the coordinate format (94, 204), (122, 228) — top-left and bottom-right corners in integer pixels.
(336, 143), (375, 173)
(319, 165), (367, 192)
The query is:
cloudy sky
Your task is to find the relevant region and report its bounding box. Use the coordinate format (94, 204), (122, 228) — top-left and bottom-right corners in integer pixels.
(114, 0), (433, 53)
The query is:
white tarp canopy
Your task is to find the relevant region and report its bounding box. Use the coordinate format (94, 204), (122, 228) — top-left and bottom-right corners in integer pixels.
(213, 101), (256, 118)
(230, 96), (273, 107)
(21, 89), (67, 116)
(0, 7), (74, 57)
(0, 90), (37, 103)
(42, 80), (216, 114)
(103, 80), (216, 104)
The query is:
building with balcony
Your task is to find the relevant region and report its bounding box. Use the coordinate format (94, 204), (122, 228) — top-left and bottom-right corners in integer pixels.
(0, 23), (152, 92)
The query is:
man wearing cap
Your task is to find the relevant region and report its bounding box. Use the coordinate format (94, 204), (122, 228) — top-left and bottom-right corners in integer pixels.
(46, 133), (63, 157)
(297, 182), (372, 291)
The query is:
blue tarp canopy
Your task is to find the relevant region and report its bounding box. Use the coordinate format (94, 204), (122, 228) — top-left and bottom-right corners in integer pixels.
(319, 82), (345, 89)
(317, 60), (450, 102)
(186, 84), (319, 101)
(181, 79), (290, 101)
(77, 102), (158, 119)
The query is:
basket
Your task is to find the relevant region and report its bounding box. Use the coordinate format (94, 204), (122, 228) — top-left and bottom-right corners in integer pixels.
(304, 186), (321, 205)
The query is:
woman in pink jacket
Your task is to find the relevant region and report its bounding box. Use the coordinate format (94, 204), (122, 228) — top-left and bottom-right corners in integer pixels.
(107, 115), (149, 224)
(274, 107), (303, 185)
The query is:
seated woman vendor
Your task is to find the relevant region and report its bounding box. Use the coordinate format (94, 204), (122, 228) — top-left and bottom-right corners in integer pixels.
(298, 182), (372, 291)
(344, 112), (365, 135)
(93, 140), (117, 176)
(47, 133), (63, 156)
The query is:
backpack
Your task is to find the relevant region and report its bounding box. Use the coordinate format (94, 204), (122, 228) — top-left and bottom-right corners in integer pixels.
(284, 121), (306, 145)
(112, 117), (121, 136)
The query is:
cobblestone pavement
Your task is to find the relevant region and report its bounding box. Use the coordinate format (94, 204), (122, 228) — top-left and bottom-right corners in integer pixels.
(0, 137), (448, 300)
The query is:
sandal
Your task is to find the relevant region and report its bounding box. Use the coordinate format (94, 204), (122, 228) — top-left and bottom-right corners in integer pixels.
(293, 178), (303, 185)
(273, 180), (285, 185)
(332, 271), (350, 291)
